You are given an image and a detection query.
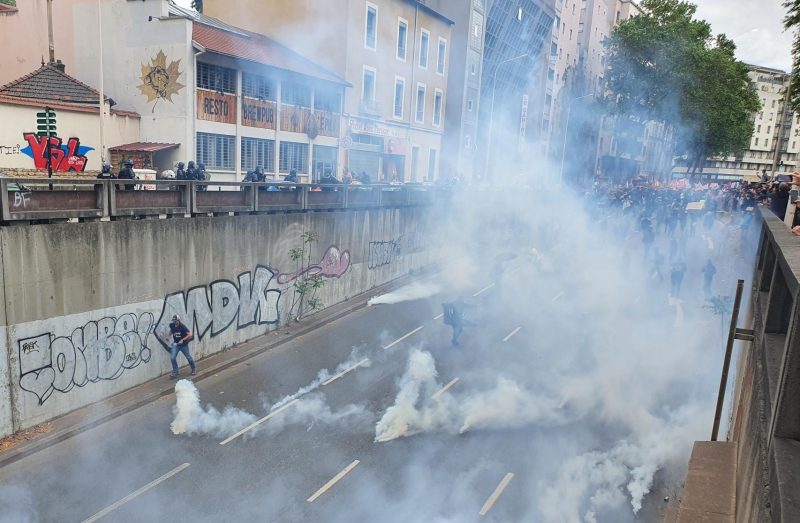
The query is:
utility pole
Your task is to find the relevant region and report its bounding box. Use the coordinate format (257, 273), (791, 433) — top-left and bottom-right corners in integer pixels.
(96, 0), (106, 164)
(46, 0), (55, 63)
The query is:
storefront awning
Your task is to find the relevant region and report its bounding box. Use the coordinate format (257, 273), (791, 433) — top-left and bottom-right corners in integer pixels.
(109, 142), (179, 153)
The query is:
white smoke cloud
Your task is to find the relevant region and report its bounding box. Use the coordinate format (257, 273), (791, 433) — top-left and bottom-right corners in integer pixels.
(368, 280), (443, 306)
(170, 379), (257, 438)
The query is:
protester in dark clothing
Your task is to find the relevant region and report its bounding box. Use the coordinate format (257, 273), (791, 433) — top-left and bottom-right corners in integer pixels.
(117, 159), (137, 191)
(96, 162), (115, 180)
(175, 162), (187, 181)
(186, 161), (198, 182)
(670, 260), (687, 297)
(769, 183), (791, 220)
(196, 162), (208, 191)
(702, 259), (717, 297)
(358, 171), (372, 184)
(166, 314), (196, 379)
(443, 297), (474, 346)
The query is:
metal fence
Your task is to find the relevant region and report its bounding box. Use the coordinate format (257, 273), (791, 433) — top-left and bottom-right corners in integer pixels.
(0, 178), (441, 222)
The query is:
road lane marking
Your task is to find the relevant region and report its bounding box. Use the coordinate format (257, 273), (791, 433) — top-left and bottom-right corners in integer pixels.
(383, 326), (424, 350)
(433, 313), (444, 320)
(219, 399), (300, 445)
(432, 378), (459, 400)
(473, 283), (495, 297)
(82, 463), (190, 523)
(502, 327), (521, 342)
(322, 358), (370, 386)
(479, 472), (514, 517)
(551, 291), (564, 302)
(307, 460), (360, 502)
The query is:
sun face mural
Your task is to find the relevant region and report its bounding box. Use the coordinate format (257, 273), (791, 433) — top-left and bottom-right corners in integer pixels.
(138, 51), (184, 112)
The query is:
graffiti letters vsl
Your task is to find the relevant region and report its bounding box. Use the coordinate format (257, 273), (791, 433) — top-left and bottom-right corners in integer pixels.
(17, 313), (156, 405)
(20, 133), (93, 172)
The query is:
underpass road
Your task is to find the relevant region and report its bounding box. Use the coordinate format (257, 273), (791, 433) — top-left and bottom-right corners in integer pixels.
(0, 265), (554, 522)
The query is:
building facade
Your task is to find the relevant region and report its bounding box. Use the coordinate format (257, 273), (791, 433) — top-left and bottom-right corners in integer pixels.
(205, 0), (453, 183)
(672, 65), (800, 181)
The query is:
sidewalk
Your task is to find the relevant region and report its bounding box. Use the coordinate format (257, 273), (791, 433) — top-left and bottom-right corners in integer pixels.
(0, 269), (431, 467)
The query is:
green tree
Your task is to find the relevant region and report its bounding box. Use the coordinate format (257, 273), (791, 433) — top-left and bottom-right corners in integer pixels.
(0, 0), (17, 6)
(605, 0), (760, 178)
(287, 231), (325, 321)
(784, 1), (800, 111)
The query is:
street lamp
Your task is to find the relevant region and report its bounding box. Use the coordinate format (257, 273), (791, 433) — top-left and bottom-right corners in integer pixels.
(483, 53), (529, 179)
(558, 93), (594, 185)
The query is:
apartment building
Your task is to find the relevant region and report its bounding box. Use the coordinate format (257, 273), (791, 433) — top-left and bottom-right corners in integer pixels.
(672, 65), (800, 181)
(205, 0), (453, 182)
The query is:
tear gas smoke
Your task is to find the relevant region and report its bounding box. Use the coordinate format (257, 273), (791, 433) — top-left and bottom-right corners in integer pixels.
(171, 379), (257, 437)
(368, 280), (443, 306)
(259, 393), (372, 436)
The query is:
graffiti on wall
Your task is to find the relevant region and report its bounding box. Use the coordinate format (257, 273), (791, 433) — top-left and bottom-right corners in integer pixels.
(277, 245), (351, 284)
(368, 237), (403, 270)
(20, 133), (93, 172)
(0, 144), (21, 155)
(154, 265), (282, 350)
(16, 250), (351, 405)
(138, 50), (184, 112)
(17, 313), (156, 405)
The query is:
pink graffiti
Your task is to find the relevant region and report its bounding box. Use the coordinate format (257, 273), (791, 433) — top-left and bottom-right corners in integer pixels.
(23, 133), (88, 172)
(278, 245), (351, 284)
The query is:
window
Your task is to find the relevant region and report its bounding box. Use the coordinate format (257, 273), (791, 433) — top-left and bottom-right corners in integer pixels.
(197, 62), (236, 93)
(196, 132), (235, 170)
(279, 141), (309, 174)
(242, 73), (275, 100)
(471, 63), (477, 75)
(755, 138), (759, 145)
(416, 84), (426, 123)
(569, 29), (573, 40)
(465, 135), (471, 148)
(765, 139), (769, 148)
(419, 30), (430, 69)
(433, 89), (443, 126)
(757, 124), (761, 133)
(437, 38), (447, 75)
(467, 99), (473, 111)
(767, 126), (772, 134)
(315, 89), (341, 112)
(772, 99), (776, 108)
(427, 148), (437, 180)
(393, 77), (405, 118)
(241, 137), (275, 172)
(397, 18), (408, 60)
(363, 67), (376, 102)
(282, 82), (311, 107)
(365, 3), (377, 50)
(313, 145), (337, 182)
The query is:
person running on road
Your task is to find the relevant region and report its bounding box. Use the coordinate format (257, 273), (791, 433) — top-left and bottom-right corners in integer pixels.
(167, 315), (196, 379)
(442, 297), (474, 346)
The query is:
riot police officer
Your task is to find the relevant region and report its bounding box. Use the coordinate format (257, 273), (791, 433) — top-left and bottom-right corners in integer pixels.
(118, 159), (137, 191)
(175, 161), (187, 181)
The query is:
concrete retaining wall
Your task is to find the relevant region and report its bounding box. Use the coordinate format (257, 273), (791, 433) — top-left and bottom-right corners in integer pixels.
(0, 207), (436, 437)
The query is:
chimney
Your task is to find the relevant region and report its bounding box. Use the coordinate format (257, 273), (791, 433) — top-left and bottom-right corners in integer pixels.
(50, 59), (66, 73)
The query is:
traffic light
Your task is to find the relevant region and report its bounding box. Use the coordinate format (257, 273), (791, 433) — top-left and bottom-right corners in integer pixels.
(36, 109), (57, 137)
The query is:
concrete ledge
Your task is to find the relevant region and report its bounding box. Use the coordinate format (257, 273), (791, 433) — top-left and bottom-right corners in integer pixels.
(677, 441), (736, 523)
(771, 437), (800, 522)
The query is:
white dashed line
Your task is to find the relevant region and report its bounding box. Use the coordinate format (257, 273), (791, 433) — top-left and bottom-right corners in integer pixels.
(479, 472), (514, 517)
(432, 378), (460, 400)
(473, 283), (495, 297)
(219, 399), (299, 445)
(307, 460), (360, 503)
(322, 358), (370, 386)
(551, 291), (564, 302)
(433, 313), (444, 320)
(82, 463), (190, 523)
(502, 327), (521, 342)
(383, 326), (424, 350)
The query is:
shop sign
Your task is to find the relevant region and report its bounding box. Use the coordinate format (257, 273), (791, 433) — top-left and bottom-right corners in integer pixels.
(197, 89), (236, 124)
(242, 98), (276, 129)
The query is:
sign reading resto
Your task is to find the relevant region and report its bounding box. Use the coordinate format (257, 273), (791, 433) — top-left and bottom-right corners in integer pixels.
(197, 89), (236, 124)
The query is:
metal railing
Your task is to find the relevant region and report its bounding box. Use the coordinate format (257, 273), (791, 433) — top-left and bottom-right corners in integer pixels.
(0, 177), (441, 222)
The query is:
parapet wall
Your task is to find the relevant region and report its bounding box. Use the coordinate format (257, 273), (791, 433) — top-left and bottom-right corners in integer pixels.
(0, 207), (436, 437)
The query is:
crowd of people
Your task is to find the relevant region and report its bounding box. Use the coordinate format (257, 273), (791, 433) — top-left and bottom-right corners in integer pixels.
(591, 173), (800, 300)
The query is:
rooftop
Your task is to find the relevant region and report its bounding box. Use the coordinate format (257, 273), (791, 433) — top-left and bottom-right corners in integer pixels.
(169, 4), (350, 86)
(0, 62), (109, 106)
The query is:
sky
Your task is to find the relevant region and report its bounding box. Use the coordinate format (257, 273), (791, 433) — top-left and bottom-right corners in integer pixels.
(694, 0), (794, 71)
(175, 0), (794, 72)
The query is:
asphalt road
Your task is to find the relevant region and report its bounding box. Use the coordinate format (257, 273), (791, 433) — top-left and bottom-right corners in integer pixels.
(0, 243), (723, 523)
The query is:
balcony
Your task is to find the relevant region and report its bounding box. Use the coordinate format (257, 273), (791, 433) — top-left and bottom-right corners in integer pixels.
(360, 98), (382, 117)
